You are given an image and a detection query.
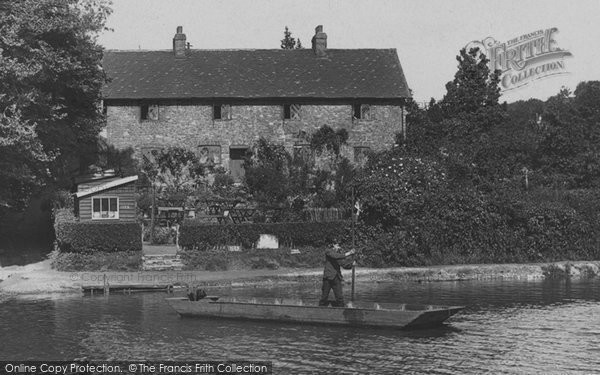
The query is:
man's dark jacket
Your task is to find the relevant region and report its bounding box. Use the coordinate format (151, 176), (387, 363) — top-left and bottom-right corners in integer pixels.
(323, 249), (347, 280)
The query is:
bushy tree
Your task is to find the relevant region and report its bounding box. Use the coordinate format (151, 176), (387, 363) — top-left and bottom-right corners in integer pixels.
(402, 48), (514, 187)
(0, 109), (51, 211)
(96, 141), (138, 177)
(440, 47), (501, 117)
(357, 150), (447, 230)
(536, 82), (600, 188)
(281, 26), (300, 49)
(141, 147), (204, 195)
(280, 26), (303, 49)
(244, 138), (291, 205)
(310, 125), (349, 155)
(0, 0), (111, 214)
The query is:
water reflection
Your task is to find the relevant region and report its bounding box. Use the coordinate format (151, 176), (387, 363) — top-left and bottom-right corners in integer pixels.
(0, 278), (599, 373)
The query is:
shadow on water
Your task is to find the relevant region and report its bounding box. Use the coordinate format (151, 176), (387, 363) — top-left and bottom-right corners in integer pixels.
(0, 244), (50, 267)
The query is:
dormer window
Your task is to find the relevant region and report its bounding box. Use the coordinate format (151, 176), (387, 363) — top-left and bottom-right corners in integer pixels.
(353, 104), (372, 120)
(141, 104), (159, 121)
(283, 104), (302, 120)
(214, 104), (231, 120)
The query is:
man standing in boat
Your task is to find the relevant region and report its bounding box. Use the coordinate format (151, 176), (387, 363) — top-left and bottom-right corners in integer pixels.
(319, 243), (355, 307)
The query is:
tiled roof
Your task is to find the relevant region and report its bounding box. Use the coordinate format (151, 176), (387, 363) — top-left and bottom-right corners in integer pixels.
(102, 49), (410, 100)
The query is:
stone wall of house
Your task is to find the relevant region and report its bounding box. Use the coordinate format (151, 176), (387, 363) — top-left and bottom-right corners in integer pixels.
(105, 103), (404, 167)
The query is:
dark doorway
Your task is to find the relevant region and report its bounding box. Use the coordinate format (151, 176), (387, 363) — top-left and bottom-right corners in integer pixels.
(229, 146), (248, 182)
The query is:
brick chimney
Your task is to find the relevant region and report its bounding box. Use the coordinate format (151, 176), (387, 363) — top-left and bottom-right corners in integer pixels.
(311, 25), (327, 57)
(173, 26), (187, 58)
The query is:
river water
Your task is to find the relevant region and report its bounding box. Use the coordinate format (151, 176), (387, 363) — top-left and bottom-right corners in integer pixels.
(1, 278), (599, 374)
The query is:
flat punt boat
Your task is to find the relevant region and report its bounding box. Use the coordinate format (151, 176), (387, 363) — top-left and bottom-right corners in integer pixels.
(166, 296), (464, 329)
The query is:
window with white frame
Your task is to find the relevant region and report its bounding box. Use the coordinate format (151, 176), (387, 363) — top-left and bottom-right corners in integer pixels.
(141, 104), (159, 121)
(283, 104), (302, 120)
(213, 104), (231, 120)
(92, 197), (119, 219)
(353, 104), (372, 120)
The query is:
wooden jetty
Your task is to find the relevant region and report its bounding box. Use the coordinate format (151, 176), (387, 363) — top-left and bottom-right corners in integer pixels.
(82, 284), (180, 295)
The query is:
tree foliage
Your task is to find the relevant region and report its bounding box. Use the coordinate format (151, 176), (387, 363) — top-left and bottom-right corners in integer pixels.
(141, 147), (204, 193)
(280, 26), (303, 49)
(0, 109), (50, 211)
(243, 137), (356, 209)
(360, 46), (600, 266)
(0, 0), (112, 213)
(244, 138), (291, 204)
(310, 125), (349, 155)
(440, 47), (501, 117)
(536, 82), (600, 188)
(357, 150), (447, 230)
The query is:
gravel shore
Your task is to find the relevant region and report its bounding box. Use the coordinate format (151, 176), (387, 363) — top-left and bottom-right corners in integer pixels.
(1, 260), (599, 296)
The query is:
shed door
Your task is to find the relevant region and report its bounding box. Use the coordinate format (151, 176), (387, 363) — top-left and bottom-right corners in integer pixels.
(229, 147), (248, 182)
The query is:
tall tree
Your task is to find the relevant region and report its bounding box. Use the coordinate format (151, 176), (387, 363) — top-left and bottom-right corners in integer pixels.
(440, 47), (501, 117)
(281, 26), (298, 49)
(537, 82), (600, 188)
(0, 0), (111, 213)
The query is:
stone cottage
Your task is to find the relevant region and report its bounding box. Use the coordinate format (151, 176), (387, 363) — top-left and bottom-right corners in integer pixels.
(101, 25), (411, 180)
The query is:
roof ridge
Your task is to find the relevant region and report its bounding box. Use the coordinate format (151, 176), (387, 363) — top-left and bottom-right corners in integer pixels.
(104, 48), (399, 53)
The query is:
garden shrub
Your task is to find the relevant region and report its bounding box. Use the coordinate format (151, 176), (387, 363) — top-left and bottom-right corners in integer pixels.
(143, 226), (175, 244)
(310, 125), (349, 155)
(53, 207), (76, 226)
(179, 246), (326, 270)
(178, 220), (351, 250)
(55, 221), (142, 253)
(356, 184), (600, 267)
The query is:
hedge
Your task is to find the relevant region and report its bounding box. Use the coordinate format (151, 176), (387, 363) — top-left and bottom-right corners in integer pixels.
(49, 249), (142, 271)
(179, 247), (326, 271)
(55, 221), (142, 253)
(358, 187), (600, 267)
(178, 220), (351, 250)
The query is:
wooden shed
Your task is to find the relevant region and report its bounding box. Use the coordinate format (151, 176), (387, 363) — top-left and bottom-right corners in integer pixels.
(75, 175), (138, 221)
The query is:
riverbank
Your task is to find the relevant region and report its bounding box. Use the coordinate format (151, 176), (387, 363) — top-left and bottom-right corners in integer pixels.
(1, 259), (600, 295)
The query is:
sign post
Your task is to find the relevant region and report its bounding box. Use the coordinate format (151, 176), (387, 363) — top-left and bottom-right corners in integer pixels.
(351, 186), (356, 301)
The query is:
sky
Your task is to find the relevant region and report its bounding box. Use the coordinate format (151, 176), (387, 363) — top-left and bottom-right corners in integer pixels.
(98, 0), (600, 104)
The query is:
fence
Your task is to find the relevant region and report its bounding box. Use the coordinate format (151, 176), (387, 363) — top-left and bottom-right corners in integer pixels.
(302, 207), (351, 222)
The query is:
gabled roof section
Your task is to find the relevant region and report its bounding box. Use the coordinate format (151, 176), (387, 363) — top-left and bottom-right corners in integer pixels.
(75, 175), (138, 198)
(102, 49), (410, 100)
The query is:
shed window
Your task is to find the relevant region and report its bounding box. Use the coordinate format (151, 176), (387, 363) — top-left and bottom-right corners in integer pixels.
(283, 104), (302, 120)
(353, 104), (372, 120)
(92, 197), (119, 219)
(214, 105), (231, 120)
(141, 104), (159, 121)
